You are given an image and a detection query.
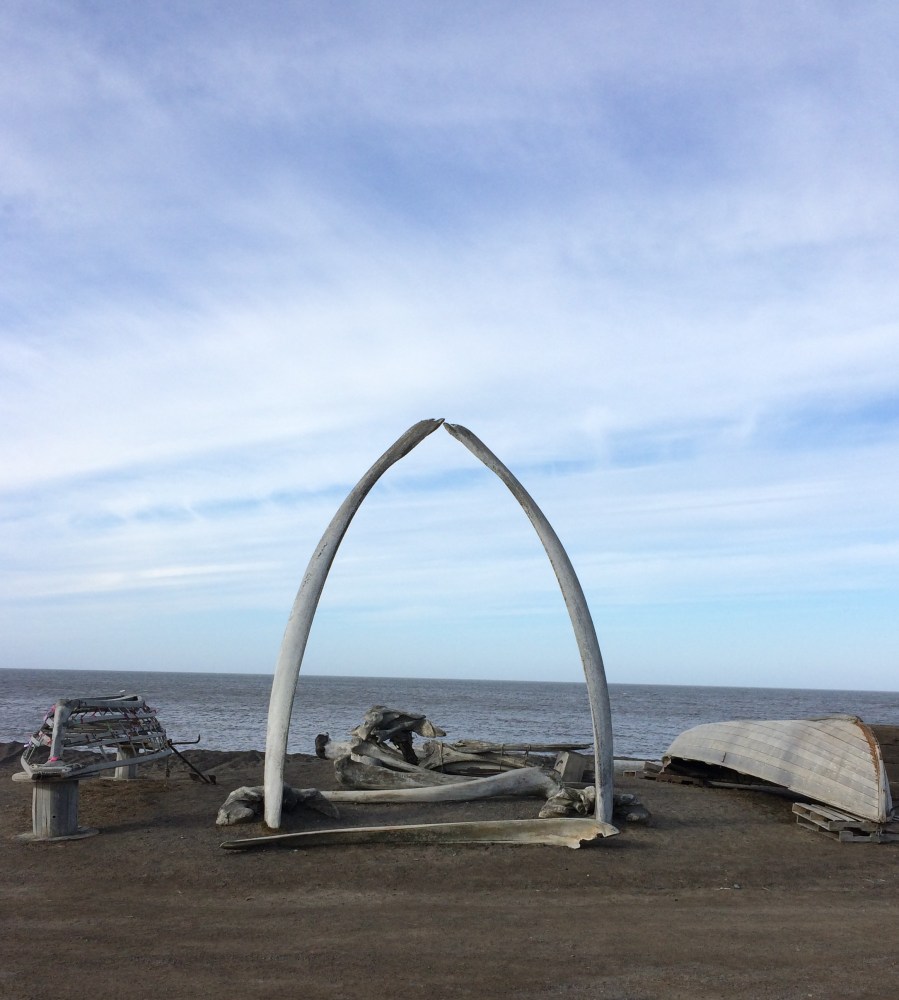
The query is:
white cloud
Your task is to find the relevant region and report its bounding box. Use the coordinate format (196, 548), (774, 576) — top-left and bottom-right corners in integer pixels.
(1, 1), (898, 689)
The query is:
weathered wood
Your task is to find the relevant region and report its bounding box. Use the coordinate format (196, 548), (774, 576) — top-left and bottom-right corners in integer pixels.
(869, 726), (899, 793)
(12, 776), (99, 842)
(21, 746), (172, 781)
(21, 693), (172, 780)
(791, 801), (880, 832)
(793, 802), (899, 843)
(35, 779), (78, 837)
(222, 817), (618, 851)
(665, 717), (893, 823)
(645, 771), (707, 786)
(452, 740), (592, 754)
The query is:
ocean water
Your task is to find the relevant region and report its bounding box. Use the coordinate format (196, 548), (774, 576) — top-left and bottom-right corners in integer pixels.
(2, 668), (899, 760)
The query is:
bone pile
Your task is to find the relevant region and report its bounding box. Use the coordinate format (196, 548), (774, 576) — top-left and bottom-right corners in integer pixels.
(218, 706), (649, 842)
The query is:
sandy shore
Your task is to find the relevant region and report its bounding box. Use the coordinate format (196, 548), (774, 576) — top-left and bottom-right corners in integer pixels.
(2, 746), (897, 999)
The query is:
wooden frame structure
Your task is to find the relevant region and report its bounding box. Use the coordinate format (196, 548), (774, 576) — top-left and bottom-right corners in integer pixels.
(14, 693), (171, 841)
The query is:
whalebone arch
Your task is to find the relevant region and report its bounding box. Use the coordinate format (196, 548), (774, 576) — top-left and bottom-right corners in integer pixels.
(263, 418), (614, 831)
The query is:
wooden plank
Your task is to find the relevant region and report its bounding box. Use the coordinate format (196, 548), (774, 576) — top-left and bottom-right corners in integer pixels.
(21, 746), (172, 780)
(651, 771), (707, 786)
(792, 802), (899, 843)
(791, 802), (880, 831)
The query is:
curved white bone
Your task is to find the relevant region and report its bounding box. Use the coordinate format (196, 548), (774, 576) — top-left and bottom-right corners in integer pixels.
(263, 418), (614, 829)
(442, 423), (614, 824)
(222, 817), (618, 851)
(264, 419), (445, 827)
(325, 764), (561, 803)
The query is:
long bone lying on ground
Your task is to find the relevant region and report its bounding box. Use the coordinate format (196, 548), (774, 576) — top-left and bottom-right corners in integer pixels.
(257, 418), (616, 846)
(218, 774), (636, 829)
(335, 753), (477, 788)
(223, 817), (614, 850)
(326, 764), (563, 803)
(218, 769), (560, 825)
(331, 755), (646, 822)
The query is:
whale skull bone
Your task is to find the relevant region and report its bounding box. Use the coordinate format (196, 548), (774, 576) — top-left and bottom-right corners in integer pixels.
(351, 706), (445, 742)
(345, 738), (455, 775)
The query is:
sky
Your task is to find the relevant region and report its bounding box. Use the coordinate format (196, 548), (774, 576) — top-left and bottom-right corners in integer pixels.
(1, 2), (898, 691)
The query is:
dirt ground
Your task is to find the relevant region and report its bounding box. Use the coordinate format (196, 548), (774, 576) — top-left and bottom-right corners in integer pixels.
(2, 746), (898, 1000)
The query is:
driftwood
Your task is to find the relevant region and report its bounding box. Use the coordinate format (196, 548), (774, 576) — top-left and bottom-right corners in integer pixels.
(15, 693), (173, 841)
(222, 817), (618, 851)
(216, 784), (340, 826)
(452, 739), (592, 754)
(263, 419), (614, 830)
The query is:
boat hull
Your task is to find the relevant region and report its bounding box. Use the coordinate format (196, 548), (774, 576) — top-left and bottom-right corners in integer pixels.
(664, 716), (893, 823)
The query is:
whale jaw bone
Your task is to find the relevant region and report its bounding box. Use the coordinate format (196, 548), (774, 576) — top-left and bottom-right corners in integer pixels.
(263, 418), (614, 833)
(264, 419), (444, 828)
(222, 817), (618, 851)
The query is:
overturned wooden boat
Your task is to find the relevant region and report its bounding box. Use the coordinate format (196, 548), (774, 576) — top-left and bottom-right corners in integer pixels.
(663, 715), (897, 824)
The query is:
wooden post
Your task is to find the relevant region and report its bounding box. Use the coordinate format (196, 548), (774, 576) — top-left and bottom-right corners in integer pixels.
(12, 774), (99, 842)
(33, 779), (79, 837)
